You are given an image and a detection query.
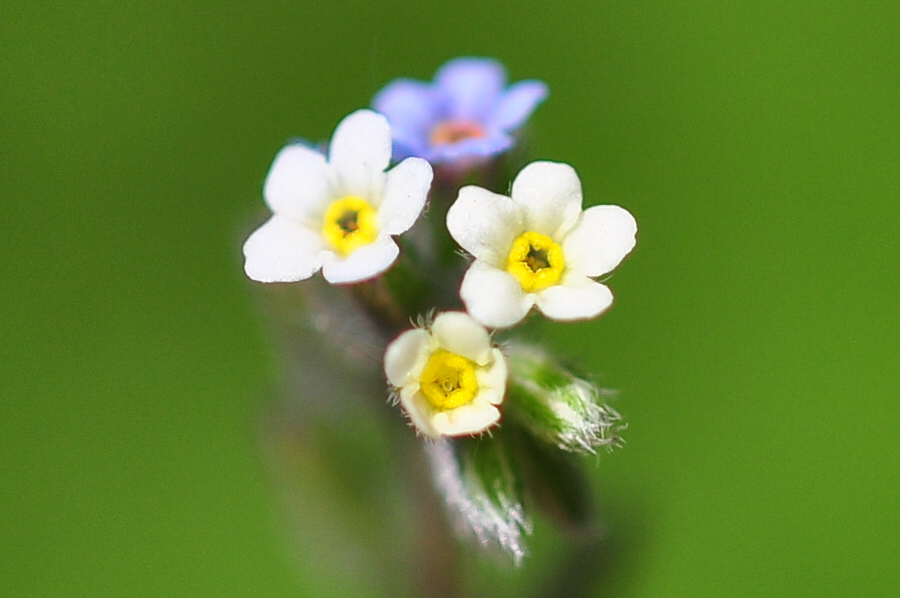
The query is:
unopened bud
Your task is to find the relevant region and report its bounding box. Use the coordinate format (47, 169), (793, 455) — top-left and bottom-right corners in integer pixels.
(505, 344), (624, 453)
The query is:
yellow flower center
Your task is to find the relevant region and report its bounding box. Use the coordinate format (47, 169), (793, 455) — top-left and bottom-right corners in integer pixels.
(321, 196), (379, 256)
(506, 231), (566, 293)
(429, 119), (486, 146)
(420, 350), (479, 409)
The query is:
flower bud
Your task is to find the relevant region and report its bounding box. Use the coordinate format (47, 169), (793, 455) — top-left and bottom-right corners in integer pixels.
(505, 344), (624, 453)
(425, 435), (531, 564)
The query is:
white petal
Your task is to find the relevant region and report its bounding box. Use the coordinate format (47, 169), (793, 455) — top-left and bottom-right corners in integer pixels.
(320, 236), (399, 284)
(446, 186), (522, 266)
(511, 161), (583, 238)
(384, 328), (430, 387)
(379, 157), (433, 235)
(242, 215), (325, 282)
(535, 276), (614, 321)
(400, 387), (441, 439)
(459, 262), (534, 329)
(562, 205), (637, 277)
(475, 348), (508, 404)
(431, 312), (492, 363)
(432, 402), (501, 437)
(328, 110), (392, 197)
(263, 144), (330, 221)
(472, 385), (505, 408)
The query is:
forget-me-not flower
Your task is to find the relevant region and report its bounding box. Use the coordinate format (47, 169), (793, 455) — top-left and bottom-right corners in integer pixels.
(372, 57), (548, 164)
(446, 161), (637, 328)
(384, 312), (507, 439)
(243, 110), (433, 285)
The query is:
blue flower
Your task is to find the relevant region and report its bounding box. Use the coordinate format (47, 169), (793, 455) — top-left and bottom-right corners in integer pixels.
(373, 57), (548, 164)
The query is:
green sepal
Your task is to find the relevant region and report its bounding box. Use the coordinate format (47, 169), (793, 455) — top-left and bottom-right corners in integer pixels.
(424, 431), (531, 564)
(505, 343), (625, 454)
(509, 425), (597, 535)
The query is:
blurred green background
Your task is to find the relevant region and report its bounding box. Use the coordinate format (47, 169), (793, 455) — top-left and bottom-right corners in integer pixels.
(3, 0), (898, 596)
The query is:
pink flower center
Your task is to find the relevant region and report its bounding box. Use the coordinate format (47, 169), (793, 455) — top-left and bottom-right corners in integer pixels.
(429, 119), (486, 146)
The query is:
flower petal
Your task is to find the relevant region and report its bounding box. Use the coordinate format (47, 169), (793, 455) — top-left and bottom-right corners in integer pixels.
(388, 137), (427, 162)
(372, 79), (439, 137)
(472, 386), (505, 409)
(242, 215), (325, 282)
(432, 402), (501, 437)
(379, 157), (433, 235)
(489, 80), (548, 131)
(511, 161), (583, 238)
(426, 133), (513, 164)
(431, 312), (493, 364)
(263, 144), (330, 221)
(459, 262), (535, 329)
(328, 109), (392, 197)
(475, 348), (508, 403)
(562, 205), (637, 277)
(400, 388), (441, 439)
(447, 186), (522, 265)
(372, 81), (435, 160)
(535, 276), (614, 321)
(384, 328), (430, 387)
(435, 57), (506, 120)
(320, 236), (399, 284)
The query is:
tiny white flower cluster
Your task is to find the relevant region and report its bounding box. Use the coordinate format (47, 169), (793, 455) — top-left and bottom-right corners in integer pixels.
(242, 64), (636, 442)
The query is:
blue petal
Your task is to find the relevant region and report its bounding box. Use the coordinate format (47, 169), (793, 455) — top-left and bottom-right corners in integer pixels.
(391, 136), (428, 161)
(426, 133), (513, 163)
(373, 79), (441, 160)
(489, 80), (549, 132)
(435, 57), (506, 121)
(373, 79), (440, 132)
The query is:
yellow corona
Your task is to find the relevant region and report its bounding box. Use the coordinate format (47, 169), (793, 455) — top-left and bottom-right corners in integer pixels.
(420, 350), (479, 409)
(505, 231), (566, 293)
(321, 196), (379, 256)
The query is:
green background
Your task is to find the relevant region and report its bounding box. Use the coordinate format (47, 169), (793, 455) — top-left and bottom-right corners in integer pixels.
(3, 0), (898, 596)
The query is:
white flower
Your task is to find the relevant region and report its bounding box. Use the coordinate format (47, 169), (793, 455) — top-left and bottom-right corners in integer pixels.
(446, 161), (637, 328)
(384, 312), (507, 439)
(242, 109), (433, 285)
